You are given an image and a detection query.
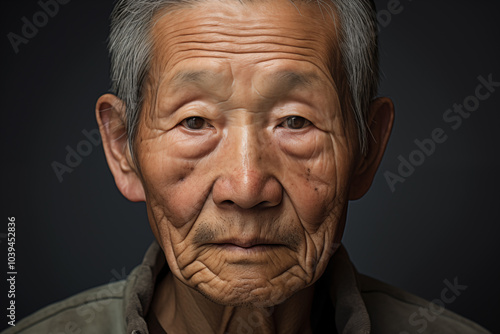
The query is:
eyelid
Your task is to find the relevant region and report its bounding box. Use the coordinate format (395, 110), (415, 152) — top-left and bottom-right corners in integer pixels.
(174, 102), (216, 129)
(273, 100), (317, 125)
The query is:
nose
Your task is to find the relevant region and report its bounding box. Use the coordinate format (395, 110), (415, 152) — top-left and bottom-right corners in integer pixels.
(212, 127), (282, 210)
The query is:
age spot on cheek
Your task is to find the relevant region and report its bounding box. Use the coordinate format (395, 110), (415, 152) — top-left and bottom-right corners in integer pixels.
(178, 165), (195, 183)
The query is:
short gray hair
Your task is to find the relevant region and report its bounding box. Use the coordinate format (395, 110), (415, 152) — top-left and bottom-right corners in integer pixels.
(108, 0), (378, 157)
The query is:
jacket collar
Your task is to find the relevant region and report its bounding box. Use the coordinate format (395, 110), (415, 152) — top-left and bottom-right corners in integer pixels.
(123, 241), (371, 334)
(326, 246), (371, 333)
(124, 241), (165, 334)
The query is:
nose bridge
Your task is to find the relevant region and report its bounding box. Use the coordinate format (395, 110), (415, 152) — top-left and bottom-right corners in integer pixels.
(212, 116), (282, 209)
(225, 119), (266, 183)
(238, 122), (263, 175)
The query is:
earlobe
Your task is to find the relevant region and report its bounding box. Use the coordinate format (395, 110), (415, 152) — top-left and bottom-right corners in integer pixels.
(96, 94), (146, 202)
(349, 97), (395, 200)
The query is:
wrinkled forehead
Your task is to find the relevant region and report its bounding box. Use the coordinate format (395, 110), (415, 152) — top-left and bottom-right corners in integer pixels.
(147, 0), (342, 89)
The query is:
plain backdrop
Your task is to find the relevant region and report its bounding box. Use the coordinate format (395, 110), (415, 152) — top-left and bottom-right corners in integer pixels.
(1, 0), (499, 332)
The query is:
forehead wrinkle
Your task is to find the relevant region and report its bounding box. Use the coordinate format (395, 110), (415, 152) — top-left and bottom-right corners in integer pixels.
(157, 31), (329, 60)
(164, 24), (321, 41)
(151, 18), (339, 77)
(152, 1), (323, 34)
(151, 5), (322, 36)
(251, 56), (339, 99)
(150, 0), (340, 54)
(151, 8), (336, 57)
(147, 0), (344, 113)
(172, 37), (320, 55)
(150, 32), (334, 94)
(149, 0), (341, 71)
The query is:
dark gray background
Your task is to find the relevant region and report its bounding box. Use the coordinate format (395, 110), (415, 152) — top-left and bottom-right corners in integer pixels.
(1, 0), (499, 332)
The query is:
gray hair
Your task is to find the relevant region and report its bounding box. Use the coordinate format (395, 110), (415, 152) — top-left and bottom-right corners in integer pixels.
(108, 0), (378, 157)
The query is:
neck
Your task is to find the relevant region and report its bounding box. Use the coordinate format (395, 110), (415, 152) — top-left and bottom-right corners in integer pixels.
(151, 272), (315, 334)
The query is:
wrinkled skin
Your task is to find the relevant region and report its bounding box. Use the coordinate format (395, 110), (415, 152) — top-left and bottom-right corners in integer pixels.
(96, 0), (394, 332)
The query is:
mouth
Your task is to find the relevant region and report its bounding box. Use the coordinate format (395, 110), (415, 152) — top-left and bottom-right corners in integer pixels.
(207, 238), (287, 260)
(216, 243), (283, 252)
(214, 238), (283, 248)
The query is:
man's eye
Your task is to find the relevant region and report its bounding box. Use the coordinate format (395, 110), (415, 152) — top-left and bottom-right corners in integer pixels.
(181, 117), (210, 130)
(282, 116), (311, 130)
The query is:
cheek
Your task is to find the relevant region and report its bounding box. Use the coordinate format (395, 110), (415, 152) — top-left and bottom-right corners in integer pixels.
(137, 132), (217, 229)
(276, 130), (354, 232)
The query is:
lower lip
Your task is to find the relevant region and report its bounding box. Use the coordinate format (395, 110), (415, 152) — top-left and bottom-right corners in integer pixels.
(218, 244), (279, 252)
(212, 244), (283, 261)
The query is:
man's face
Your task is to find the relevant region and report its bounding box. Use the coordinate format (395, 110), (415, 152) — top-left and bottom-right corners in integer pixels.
(135, 0), (359, 306)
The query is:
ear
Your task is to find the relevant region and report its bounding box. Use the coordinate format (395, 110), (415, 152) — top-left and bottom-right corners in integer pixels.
(96, 94), (146, 202)
(349, 97), (395, 200)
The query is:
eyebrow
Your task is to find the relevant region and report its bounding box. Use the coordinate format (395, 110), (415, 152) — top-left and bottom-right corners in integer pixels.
(265, 70), (319, 96)
(271, 71), (317, 88)
(169, 69), (321, 95)
(170, 70), (220, 88)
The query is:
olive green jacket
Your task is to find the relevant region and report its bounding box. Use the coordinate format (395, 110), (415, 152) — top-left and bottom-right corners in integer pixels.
(2, 242), (490, 334)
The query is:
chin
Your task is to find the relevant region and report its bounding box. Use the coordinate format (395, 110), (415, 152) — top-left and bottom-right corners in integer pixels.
(195, 275), (308, 308)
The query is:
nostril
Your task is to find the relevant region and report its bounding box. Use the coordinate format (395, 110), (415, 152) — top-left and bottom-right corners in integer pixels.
(212, 174), (283, 209)
(220, 199), (279, 209)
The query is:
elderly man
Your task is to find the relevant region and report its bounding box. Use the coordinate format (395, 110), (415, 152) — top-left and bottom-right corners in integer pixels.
(5, 0), (490, 333)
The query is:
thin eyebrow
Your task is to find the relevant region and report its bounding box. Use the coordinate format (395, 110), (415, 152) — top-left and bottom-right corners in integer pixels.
(168, 69), (323, 107)
(262, 70), (321, 98)
(271, 70), (317, 88)
(171, 69), (318, 87)
(170, 70), (219, 88)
